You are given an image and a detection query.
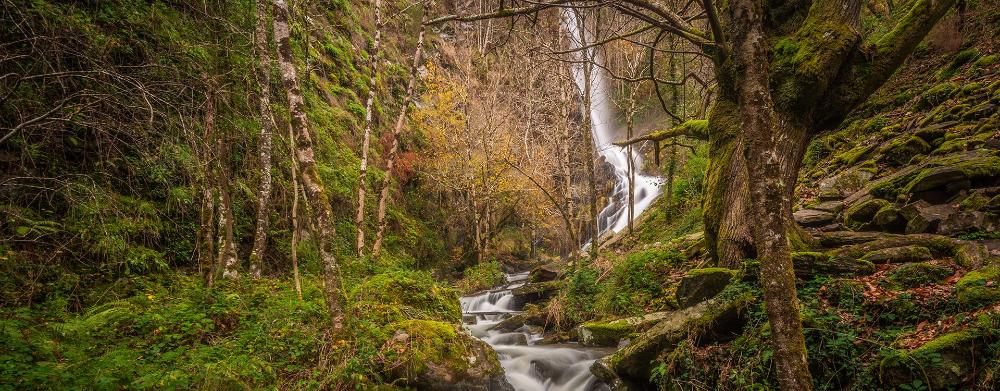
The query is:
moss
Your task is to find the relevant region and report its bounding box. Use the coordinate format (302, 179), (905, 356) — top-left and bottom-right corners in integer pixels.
(917, 82), (958, 109)
(956, 266), (1000, 308)
(844, 198), (892, 230)
(889, 262), (953, 289)
(879, 135), (931, 166)
(972, 53), (998, 69)
(861, 245), (933, 263)
(349, 271), (461, 323)
(880, 329), (986, 389)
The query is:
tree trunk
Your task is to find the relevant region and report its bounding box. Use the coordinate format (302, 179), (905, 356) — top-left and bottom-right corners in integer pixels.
(574, 10), (599, 259)
(702, 98), (755, 268)
(372, 5), (428, 258)
(289, 123), (303, 300)
(728, 0), (811, 389)
(274, 0), (343, 328)
(250, 0), (277, 279)
(355, 0), (383, 258)
(205, 83), (239, 280)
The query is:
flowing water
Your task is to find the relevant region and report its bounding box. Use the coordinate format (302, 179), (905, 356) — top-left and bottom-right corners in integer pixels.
(461, 272), (612, 391)
(564, 10), (663, 238)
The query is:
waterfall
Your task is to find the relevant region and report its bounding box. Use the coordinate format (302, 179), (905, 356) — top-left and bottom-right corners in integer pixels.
(563, 10), (663, 238)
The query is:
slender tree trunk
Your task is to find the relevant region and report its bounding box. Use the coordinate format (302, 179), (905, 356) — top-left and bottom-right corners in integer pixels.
(626, 113), (634, 235)
(250, 0), (277, 279)
(289, 123), (303, 300)
(574, 10), (599, 259)
(372, 5), (428, 258)
(274, 0), (343, 328)
(355, 0), (383, 257)
(198, 185), (217, 287)
(729, 0), (811, 388)
(206, 84), (239, 280)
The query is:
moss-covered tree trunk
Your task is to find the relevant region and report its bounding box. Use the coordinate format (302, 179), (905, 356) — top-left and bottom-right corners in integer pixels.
(250, 0), (276, 279)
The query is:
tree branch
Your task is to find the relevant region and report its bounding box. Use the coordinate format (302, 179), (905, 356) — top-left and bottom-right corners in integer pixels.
(614, 119), (709, 146)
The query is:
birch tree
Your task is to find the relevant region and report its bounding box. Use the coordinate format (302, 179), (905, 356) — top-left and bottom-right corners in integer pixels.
(355, 0), (383, 257)
(250, 0), (277, 278)
(274, 0), (343, 327)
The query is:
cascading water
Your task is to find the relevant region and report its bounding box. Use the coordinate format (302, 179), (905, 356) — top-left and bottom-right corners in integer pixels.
(564, 11), (662, 238)
(460, 272), (611, 391)
(459, 11), (666, 391)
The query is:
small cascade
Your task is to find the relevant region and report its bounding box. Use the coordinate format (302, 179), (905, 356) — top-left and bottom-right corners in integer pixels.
(461, 272), (611, 391)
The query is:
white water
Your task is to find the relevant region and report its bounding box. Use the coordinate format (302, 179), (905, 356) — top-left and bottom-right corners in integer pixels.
(461, 272), (611, 391)
(564, 10), (663, 238)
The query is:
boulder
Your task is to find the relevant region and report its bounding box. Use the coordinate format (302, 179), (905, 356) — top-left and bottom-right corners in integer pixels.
(938, 211), (996, 235)
(904, 166), (968, 194)
(815, 231), (893, 247)
(818, 168), (875, 200)
(956, 266), (1000, 308)
(831, 233), (989, 268)
(901, 202), (957, 234)
(528, 265), (560, 283)
(793, 209), (835, 228)
(577, 311), (671, 347)
(590, 357), (640, 391)
(607, 294), (752, 386)
(844, 198), (892, 230)
(811, 200), (845, 213)
(880, 135), (931, 166)
(510, 280), (562, 309)
(380, 320), (514, 391)
(488, 310), (549, 333)
(675, 268), (737, 308)
(873, 204), (905, 232)
(861, 245), (934, 263)
(880, 330), (988, 390)
(888, 262), (954, 289)
(792, 252), (876, 278)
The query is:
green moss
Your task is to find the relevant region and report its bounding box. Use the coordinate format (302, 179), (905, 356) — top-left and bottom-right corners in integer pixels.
(349, 271), (461, 323)
(879, 135), (931, 166)
(844, 198), (892, 230)
(956, 266), (1000, 308)
(889, 262), (953, 289)
(917, 82), (958, 109)
(455, 260), (505, 294)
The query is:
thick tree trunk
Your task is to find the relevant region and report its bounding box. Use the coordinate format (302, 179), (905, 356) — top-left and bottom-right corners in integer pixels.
(372, 6), (427, 258)
(274, 0), (343, 328)
(728, 0), (811, 389)
(250, 0), (276, 279)
(355, 0), (383, 257)
(702, 98), (755, 268)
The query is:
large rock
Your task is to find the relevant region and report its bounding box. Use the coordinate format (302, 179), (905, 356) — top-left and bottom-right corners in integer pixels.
(528, 265), (560, 283)
(590, 357), (640, 391)
(510, 281), (562, 309)
(844, 198), (892, 230)
(938, 211), (997, 235)
(831, 233), (990, 268)
(675, 268), (736, 308)
(880, 330), (990, 390)
(873, 204), (905, 232)
(380, 320), (514, 391)
(811, 200), (845, 213)
(901, 201), (958, 234)
(577, 311), (672, 347)
(605, 294), (752, 386)
(792, 251), (876, 278)
(793, 209), (835, 228)
(956, 266), (1000, 308)
(815, 231), (893, 247)
(861, 245), (934, 263)
(818, 168), (875, 200)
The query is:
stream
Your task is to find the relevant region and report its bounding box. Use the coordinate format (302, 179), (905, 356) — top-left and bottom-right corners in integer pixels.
(460, 272), (612, 391)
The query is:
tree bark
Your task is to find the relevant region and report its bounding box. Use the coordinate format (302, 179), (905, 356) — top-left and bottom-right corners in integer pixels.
(274, 0), (343, 328)
(289, 123), (303, 300)
(206, 82), (239, 280)
(355, 0), (383, 258)
(250, 0), (277, 279)
(574, 10), (599, 260)
(372, 4), (428, 258)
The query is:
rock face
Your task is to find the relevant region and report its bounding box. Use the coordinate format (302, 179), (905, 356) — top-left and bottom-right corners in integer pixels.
(598, 294), (752, 387)
(380, 320), (514, 391)
(577, 311), (672, 347)
(675, 268), (736, 308)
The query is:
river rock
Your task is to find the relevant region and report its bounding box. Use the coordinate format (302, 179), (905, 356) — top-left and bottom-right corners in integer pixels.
(607, 294), (752, 386)
(590, 356), (640, 391)
(577, 311), (672, 347)
(675, 268), (736, 308)
(792, 252), (876, 278)
(793, 209), (835, 228)
(380, 320), (514, 391)
(861, 245), (934, 263)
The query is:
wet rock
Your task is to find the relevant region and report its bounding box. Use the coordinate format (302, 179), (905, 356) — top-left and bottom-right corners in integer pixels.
(488, 311), (549, 333)
(608, 294), (752, 386)
(528, 265), (560, 283)
(675, 268), (737, 308)
(956, 266), (1000, 308)
(590, 357), (640, 391)
(380, 320), (514, 391)
(880, 330), (989, 390)
(844, 198), (892, 230)
(861, 245), (933, 263)
(577, 311), (671, 347)
(792, 251), (875, 278)
(794, 209), (835, 228)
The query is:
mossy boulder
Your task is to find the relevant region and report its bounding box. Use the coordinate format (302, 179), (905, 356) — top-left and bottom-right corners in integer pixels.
(817, 168), (875, 199)
(820, 279), (865, 307)
(889, 262), (954, 289)
(861, 245), (933, 264)
(675, 268), (736, 308)
(577, 311), (671, 347)
(379, 320), (513, 391)
(879, 330), (988, 390)
(528, 265), (560, 283)
(844, 198), (892, 230)
(956, 266), (1000, 308)
(916, 82), (958, 109)
(901, 200), (957, 234)
(873, 204), (905, 232)
(350, 271), (462, 323)
(880, 135), (931, 166)
(793, 251), (876, 278)
(607, 293), (752, 386)
(510, 280), (562, 309)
